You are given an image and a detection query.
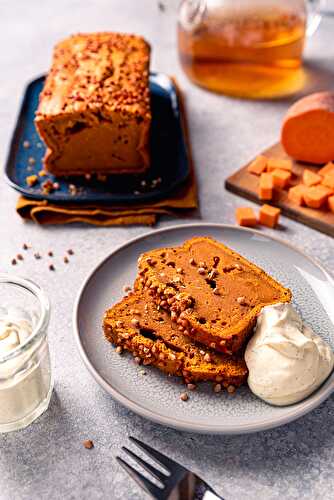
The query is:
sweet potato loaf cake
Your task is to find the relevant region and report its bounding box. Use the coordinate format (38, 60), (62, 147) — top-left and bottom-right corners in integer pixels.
(103, 290), (248, 387)
(135, 237), (292, 354)
(35, 32), (151, 176)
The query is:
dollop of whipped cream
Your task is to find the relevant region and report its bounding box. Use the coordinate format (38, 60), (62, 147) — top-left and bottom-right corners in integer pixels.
(0, 306), (35, 358)
(245, 303), (334, 406)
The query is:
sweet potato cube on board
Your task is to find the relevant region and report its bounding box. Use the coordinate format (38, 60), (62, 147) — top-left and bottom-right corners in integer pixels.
(259, 204), (281, 228)
(235, 207), (257, 227)
(304, 185), (333, 209)
(288, 184), (307, 206)
(259, 173), (273, 200)
(267, 158), (293, 173)
(328, 195), (334, 213)
(322, 173), (334, 189)
(272, 169), (291, 189)
(318, 162), (334, 176)
(247, 155), (267, 175)
(303, 169), (322, 187)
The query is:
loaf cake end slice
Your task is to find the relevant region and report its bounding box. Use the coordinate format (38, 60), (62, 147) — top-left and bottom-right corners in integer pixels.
(103, 290), (248, 387)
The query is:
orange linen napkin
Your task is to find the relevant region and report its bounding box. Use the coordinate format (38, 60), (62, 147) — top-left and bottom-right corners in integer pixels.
(16, 79), (197, 226)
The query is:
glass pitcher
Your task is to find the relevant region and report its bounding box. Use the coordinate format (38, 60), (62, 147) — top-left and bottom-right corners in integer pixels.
(178, 0), (324, 98)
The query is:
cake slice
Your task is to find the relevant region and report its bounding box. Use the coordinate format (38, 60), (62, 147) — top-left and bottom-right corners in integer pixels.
(135, 237), (292, 354)
(103, 290), (248, 387)
(35, 32), (151, 176)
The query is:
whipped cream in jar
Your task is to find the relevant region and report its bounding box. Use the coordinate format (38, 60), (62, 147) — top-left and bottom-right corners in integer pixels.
(0, 274), (52, 432)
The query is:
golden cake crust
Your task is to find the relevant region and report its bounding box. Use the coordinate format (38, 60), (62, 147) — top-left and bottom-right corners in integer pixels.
(135, 237), (292, 353)
(35, 32), (151, 175)
(103, 290), (248, 387)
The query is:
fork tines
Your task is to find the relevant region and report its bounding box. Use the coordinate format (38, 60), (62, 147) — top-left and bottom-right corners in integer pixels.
(116, 436), (186, 499)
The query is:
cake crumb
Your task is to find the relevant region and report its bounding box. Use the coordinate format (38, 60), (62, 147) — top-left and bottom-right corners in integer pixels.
(180, 392), (189, 401)
(83, 440), (94, 449)
(26, 175), (38, 187)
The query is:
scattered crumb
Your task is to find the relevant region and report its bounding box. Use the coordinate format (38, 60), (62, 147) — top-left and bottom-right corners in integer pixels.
(180, 392), (189, 402)
(47, 251), (53, 257)
(28, 157), (36, 165)
(41, 180), (54, 194)
(83, 440), (94, 449)
(67, 249), (74, 255)
(23, 243), (29, 250)
(17, 254), (23, 261)
(48, 264), (55, 271)
(23, 140), (30, 149)
(69, 184), (77, 195)
(26, 175), (38, 187)
(11, 258), (17, 266)
(38, 169), (47, 177)
(123, 285), (131, 293)
(34, 253), (42, 260)
(36, 142), (43, 148)
(63, 256), (69, 264)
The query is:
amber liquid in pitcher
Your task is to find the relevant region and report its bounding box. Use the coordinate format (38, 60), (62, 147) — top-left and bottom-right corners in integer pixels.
(178, 7), (307, 98)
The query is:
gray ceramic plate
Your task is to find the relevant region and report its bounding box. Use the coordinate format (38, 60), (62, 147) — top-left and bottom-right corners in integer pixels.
(73, 224), (334, 434)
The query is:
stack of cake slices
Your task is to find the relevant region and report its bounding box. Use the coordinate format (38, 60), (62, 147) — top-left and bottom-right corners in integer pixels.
(103, 237), (291, 390)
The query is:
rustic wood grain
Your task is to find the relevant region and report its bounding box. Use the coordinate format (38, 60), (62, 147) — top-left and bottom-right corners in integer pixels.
(225, 142), (334, 237)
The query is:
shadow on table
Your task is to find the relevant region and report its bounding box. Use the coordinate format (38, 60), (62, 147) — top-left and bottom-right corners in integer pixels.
(107, 389), (334, 497)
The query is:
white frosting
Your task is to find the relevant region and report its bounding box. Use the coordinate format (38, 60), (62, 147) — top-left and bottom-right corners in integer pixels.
(245, 303), (334, 406)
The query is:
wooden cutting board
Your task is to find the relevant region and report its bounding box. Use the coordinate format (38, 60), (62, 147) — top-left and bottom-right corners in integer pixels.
(225, 142), (334, 237)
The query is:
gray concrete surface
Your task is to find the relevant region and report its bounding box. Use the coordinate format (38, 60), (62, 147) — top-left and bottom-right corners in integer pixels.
(0, 1), (334, 499)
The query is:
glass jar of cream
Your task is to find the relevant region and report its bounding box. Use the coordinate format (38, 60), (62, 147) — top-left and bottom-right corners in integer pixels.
(0, 274), (52, 432)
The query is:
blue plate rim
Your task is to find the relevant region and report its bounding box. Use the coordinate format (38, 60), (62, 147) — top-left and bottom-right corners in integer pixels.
(4, 72), (191, 204)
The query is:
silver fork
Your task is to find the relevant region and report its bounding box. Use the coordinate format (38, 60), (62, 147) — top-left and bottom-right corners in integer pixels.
(116, 436), (224, 500)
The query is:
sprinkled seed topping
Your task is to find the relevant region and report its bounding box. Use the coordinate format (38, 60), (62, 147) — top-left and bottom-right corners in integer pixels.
(26, 175), (38, 186)
(237, 296), (247, 305)
(180, 392), (189, 401)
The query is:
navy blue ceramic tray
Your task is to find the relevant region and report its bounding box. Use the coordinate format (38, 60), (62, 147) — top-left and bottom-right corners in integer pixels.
(5, 73), (190, 203)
